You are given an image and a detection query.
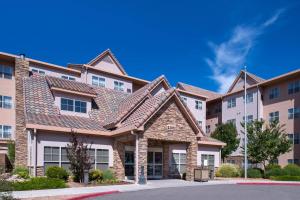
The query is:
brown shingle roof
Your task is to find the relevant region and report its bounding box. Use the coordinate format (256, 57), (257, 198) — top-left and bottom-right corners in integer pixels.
(46, 76), (97, 96)
(177, 82), (221, 100)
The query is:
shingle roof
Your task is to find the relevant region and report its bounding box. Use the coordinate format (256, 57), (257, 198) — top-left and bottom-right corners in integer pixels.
(177, 82), (221, 100)
(245, 70), (265, 83)
(46, 76), (97, 96)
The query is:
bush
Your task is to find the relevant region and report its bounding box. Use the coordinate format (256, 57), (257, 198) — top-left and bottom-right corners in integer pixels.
(282, 164), (300, 176)
(215, 164), (240, 177)
(265, 168), (284, 178)
(89, 169), (103, 182)
(13, 166), (29, 179)
(265, 164), (281, 171)
(102, 169), (115, 180)
(270, 175), (300, 181)
(12, 177), (67, 191)
(247, 168), (262, 178)
(0, 179), (16, 200)
(46, 166), (69, 181)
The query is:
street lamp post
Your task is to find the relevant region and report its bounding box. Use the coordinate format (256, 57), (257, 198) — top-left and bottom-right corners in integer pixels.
(244, 66), (248, 179)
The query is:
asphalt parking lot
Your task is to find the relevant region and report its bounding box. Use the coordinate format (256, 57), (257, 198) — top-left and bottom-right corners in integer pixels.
(89, 184), (300, 200)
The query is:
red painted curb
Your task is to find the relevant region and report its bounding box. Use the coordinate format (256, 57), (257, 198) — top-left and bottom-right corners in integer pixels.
(67, 190), (120, 200)
(237, 182), (300, 186)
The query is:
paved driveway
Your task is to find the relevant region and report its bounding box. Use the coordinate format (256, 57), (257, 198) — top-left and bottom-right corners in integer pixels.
(90, 184), (300, 200)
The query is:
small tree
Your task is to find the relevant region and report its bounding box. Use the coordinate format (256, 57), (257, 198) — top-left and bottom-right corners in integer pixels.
(66, 132), (92, 182)
(7, 140), (15, 168)
(242, 120), (292, 170)
(211, 123), (239, 162)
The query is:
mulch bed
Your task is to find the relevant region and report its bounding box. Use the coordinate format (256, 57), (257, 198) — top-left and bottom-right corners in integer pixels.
(67, 181), (131, 188)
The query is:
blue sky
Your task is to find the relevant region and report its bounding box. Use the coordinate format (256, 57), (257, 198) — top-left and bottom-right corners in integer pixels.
(1, 0), (299, 93)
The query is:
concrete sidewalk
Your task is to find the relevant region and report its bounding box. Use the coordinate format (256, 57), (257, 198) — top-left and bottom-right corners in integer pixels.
(11, 179), (300, 199)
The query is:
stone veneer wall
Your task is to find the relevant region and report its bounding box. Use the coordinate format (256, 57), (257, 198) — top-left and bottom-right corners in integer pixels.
(113, 140), (125, 180)
(15, 58), (29, 166)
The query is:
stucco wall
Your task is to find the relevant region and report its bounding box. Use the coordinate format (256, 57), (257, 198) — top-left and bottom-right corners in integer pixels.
(29, 65), (80, 81)
(92, 55), (124, 75)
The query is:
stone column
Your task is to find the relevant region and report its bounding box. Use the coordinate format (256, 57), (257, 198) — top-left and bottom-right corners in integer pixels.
(163, 143), (169, 178)
(15, 57), (29, 167)
(185, 140), (197, 181)
(137, 134), (147, 183)
(113, 140), (125, 180)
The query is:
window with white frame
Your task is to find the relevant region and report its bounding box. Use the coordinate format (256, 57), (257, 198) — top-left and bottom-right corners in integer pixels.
(201, 154), (215, 167)
(227, 98), (236, 108)
(288, 80), (300, 95)
(171, 153), (186, 174)
(31, 68), (46, 75)
(0, 65), (13, 79)
(288, 108), (300, 119)
(114, 81), (124, 91)
(243, 92), (253, 103)
(195, 100), (202, 110)
(269, 111), (279, 123)
(61, 98), (87, 113)
(198, 121), (202, 127)
(243, 115), (253, 123)
(288, 159), (299, 164)
(227, 119), (236, 126)
(92, 76), (105, 87)
(181, 97), (187, 105)
(0, 125), (12, 139)
(96, 149), (109, 170)
(61, 75), (75, 81)
(289, 133), (300, 144)
(44, 146), (60, 170)
(206, 125), (211, 134)
(269, 87), (279, 99)
(0, 95), (12, 109)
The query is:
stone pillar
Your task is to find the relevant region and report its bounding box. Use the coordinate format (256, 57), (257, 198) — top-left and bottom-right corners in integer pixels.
(163, 143), (169, 178)
(113, 140), (125, 180)
(137, 134), (147, 183)
(186, 141), (197, 181)
(15, 57), (29, 167)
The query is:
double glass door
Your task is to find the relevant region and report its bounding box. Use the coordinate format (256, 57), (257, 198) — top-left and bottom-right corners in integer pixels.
(147, 151), (163, 179)
(125, 151), (135, 178)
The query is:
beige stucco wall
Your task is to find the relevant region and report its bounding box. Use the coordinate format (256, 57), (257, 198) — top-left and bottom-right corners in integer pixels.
(0, 60), (15, 141)
(262, 77), (300, 166)
(206, 101), (222, 135)
(92, 55), (124, 75)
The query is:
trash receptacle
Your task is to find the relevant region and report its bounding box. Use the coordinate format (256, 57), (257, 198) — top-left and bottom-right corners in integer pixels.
(194, 166), (209, 182)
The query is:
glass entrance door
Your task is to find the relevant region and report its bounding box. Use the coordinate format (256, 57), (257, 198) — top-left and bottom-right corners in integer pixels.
(125, 151), (134, 179)
(147, 151), (163, 179)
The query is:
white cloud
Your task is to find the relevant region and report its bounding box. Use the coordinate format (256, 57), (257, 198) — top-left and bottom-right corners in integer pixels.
(206, 9), (285, 93)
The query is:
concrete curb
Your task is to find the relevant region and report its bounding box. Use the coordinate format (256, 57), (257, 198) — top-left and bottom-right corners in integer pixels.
(237, 182), (300, 186)
(67, 190), (120, 200)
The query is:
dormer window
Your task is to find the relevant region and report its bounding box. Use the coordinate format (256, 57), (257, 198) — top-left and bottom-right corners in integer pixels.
(61, 98), (87, 113)
(92, 76), (105, 87)
(32, 68), (46, 75)
(61, 75), (75, 81)
(114, 81), (124, 91)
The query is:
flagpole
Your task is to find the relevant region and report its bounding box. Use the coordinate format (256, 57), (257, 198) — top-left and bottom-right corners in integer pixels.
(244, 66), (248, 179)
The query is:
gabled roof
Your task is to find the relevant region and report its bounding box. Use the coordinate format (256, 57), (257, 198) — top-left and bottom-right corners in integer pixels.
(87, 49), (127, 75)
(177, 82), (221, 100)
(103, 75), (171, 128)
(227, 70), (265, 93)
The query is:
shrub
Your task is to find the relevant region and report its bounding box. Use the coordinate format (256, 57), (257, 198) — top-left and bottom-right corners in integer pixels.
(215, 164), (240, 177)
(12, 177), (66, 191)
(265, 168), (284, 179)
(7, 141), (15, 167)
(102, 169), (115, 180)
(247, 168), (262, 178)
(89, 169), (103, 182)
(13, 166), (29, 179)
(282, 164), (300, 176)
(265, 164), (281, 171)
(0, 179), (16, 200)
(270, 175), (300, 181)
(46, 166), (69, 181)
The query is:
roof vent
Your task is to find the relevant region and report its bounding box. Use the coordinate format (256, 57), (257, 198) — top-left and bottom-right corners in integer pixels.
(19, 54), (26, 60)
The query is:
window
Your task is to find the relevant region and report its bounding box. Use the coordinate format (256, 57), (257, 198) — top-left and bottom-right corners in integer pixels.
(171, 153), (186, 174)
(61, 75), (75, 81)
(198, 121), (202, 127)
(181, 97), (187, 105)
(96, 149), (109, 170)
(61, 98), (87, 113)
(32, 68), (45, 75)
(61, 148), (71, 171)
(227, 119), (236, 126)
(269, 111), (279, 123)
(290, 133), (300, 144)
(288, 80), (300, 95)
(44, 147), (60, 170)
(243, 115), (253, 123)
(206, 125), (211, 134)
(227, 160), (235, 164)
(0, 125), (12, 139)
(269, 87), (279, 99)
(201, 154), (215, 167)
(288, 108), (300, 119)
(243, 93), (253, 103)
(127, 89), (132, 93)
(0, 95), (12, 109)
(114, 81), (124, 91)
(227, 98), (236, 108)
(0, 65), (13, 79)
(215, 106), (221, 113)
(288, 159), (299, 164)
(195, 100), (202, 110)
(92, 76), (105, 87)
(288, 134), (294, 143)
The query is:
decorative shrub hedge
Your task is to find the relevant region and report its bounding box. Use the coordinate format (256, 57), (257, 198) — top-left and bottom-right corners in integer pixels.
(13, 166), (29, 179)
(215, 164), (240, 177)
(89, 169), (103, 182)
(102, 169), (115, 181)
(282, 164), (300, 176)
(270, 175), (300, 181)
(243, 168), (262, 178)
(46, 166), (69, 181)
(12, 177), (67, 191)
